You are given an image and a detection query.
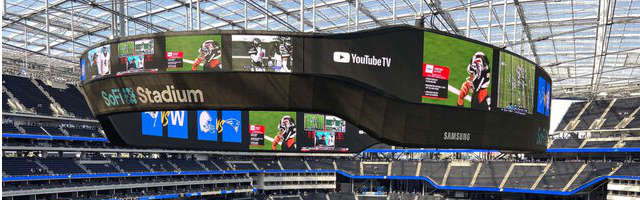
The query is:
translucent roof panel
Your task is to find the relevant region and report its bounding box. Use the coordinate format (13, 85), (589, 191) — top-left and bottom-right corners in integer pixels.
(2, 0), (640, 99)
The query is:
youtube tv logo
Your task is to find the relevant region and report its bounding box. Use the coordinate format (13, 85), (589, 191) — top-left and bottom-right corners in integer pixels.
(333, 51), (350, 63)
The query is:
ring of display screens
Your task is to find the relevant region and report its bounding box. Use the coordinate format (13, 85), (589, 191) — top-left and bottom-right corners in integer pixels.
(81, 25), (552, 152)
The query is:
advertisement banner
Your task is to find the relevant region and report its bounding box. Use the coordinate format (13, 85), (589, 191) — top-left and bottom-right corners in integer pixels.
(249, 124), (265, 146)
(422, 64), (450, 100)
(303, 27), (423, 103)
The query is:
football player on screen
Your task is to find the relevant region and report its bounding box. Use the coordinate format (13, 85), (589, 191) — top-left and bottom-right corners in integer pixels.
(248, 38), (266, 71)
(272, 116), (296, 151)
(457, 52), (491, 110)
(191, 40), (221, 71)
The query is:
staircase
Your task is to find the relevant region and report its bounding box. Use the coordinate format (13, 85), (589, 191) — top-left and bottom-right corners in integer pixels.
(531, 162), (552, 189)
(3, 86), (30, 113)
(196, 160), (209, 170)
(616, 105), (640, 129)
(33, 160), (52, 175)
(500, 163), (516, 190)
(167, 161), (180, 171)
(387, 161), (393, 176)
(39, 126), (52, 136)
(276, 160), (284, 170)
(563, 163), (587, 191)
(31, 79), (70, 117)
(415, 161), (422, 176)
(442, 162), (453, 186)
(469, 162), (483, 187)
(303, 160), (312, 170)
(211, 161), (224, 171)
(138, 160), (153, 172)
(591, 99), (617, 129)
(565, 101), (592, 131)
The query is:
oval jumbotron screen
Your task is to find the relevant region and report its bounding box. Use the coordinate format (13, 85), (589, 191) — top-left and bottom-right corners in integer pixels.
(79, 25), (552, 152)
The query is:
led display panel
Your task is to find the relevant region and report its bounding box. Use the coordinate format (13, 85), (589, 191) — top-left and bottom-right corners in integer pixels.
(422, 32), (493, 110)
(115, 39), (161, 75)
(231, 35), (295, 73)
(81, 26), (552, 152)
(497, 51), (536, 115)
(86, 45), (111, 78)
(165, 35), (222, 72)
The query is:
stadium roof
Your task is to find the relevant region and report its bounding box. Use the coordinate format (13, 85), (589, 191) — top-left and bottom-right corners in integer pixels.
(2, 0), (640, 99)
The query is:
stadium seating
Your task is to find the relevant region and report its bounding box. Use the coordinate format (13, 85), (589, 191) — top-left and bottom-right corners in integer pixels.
(280, 157), (308, 170)
(170, 159), (205, 171)
(198, 160), (222, 171)
(362, 163), (388, 176)
(35, 80), (93, 119)
(301, 192), (326, 200)
(628, 117), (640, 129)
(81, 163), (121, 173)
(388, 192), (419, 200)
(211, 159), (232, 170)
(420, 161), (447, 185)
(2, 92), (10, 111)
(446, 162), (478, 186)
(583, 140), (617, 148)
(39, 158), (87, 174)
(503, 165), (546, 189)
(568, 162), (617, 190)
(336, 160), (360, 175)
(64, 126), (99, 137)
(576, 100), (610, 130)
(328, 192), (356, 200)
(141, 159), (177, 172)
(2, 75), (52, 116)
(254, 158), (282, 170)
(2, 157), (48, 176)
(550, 139), (584, 148)
(390, 161), (418, 176)
(231, 162), (257, 170)
(19, 124), (47, 135)
(112, 158), (149, 172)
(537, 162), (583, 190)
(601, 98), (640, 129)
(623, 140), (640, 147)
(307, 158), (334, 170)
(614, 163), (640, 176)
(473, 161), (510, 187)
(3, 123), (21, 133)
(41, 125), (65, 136)
(555, 102), (586, 131)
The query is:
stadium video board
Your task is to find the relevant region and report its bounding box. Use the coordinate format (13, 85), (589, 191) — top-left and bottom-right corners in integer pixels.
(86, 44), (111, 79)
(165, 35), (223, 72)
(81, 25), (552, 152)
(421, 32), (493, 110)
(100, 109), (378, 152)
(497, 51), (536, 115)
(231, 35), (297, 73)
(114, 38), (163, 76)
